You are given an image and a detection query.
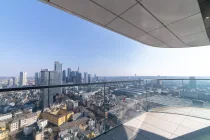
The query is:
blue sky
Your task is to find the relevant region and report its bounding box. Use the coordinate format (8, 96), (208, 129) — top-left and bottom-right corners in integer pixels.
(1, 0), (210, 77)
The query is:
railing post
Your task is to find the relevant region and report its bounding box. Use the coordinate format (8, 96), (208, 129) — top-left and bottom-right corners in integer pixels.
(103, 82), (106, 133)
(146, 80), (148, 112)
(182, 79), (184, 98)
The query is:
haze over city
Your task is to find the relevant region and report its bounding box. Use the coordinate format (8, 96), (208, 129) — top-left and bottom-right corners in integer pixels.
(1, 0), (210, 77)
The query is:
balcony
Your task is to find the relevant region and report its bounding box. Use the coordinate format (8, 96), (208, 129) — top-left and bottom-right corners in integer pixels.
(1, 79), (210, 139)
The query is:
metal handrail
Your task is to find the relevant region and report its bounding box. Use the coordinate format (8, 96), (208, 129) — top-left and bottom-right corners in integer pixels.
(1, 78), (210, 92)
(0, 80), (142, 92)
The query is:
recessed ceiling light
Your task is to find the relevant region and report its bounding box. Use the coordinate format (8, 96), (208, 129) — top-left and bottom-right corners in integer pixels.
(206, 17), (209, 19)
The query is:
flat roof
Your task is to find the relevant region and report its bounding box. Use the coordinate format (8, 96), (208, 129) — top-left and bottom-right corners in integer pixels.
(40, 0), (210, 48)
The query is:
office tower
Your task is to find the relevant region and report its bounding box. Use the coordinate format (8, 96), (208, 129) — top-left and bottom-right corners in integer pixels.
(71, 71), (76, 77)
(35, 72), (39, 86)
(67, 68), (71, 82)
(93, 74), (97, 82)
(19, 72), (27, 86)
(8, 78), (13, 87)
(54, 61), (62, 94)
(62, 70), (66, 82)
(70, 71), (76, 83)
(76, 72), (82, 84)
(88, 74), (92, 83)
(189, 76), (196, 89)
(84, 72), (88, 83)
(54, 61), (62, 72)
(40, 69), (62, 109)
(40, 69), (51, 109)
(12, 77), (18, 86)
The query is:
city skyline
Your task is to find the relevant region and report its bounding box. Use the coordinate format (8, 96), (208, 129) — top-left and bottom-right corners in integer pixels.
(1, 0), (210, 77)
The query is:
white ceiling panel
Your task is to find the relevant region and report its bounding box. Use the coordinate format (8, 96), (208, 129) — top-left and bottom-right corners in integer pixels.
(107, 18), (145, 38)
(181, 31), (210, 46)
(121, 4), (163, 32)
(50, 0), (116, 25)
(167, 13), (206, 38)
(149, 27), (189, 48)
(40, 0), (210, 48)
(136, 34), (168, 48)
(92, 0), (137, 15)
(140, 0), (200, 25)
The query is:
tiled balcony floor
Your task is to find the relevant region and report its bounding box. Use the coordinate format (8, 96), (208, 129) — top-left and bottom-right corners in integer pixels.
(94, 107), (210, 140)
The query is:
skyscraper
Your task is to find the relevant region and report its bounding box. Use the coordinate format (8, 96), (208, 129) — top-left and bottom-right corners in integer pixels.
(88, 74), (92, 83)
(19, 72), (27, 86)
(76, 72), (82, 84)
(71, 71), (76, 83)
(62, 70), (66, 82)
(12, 77), (18, 86)
(40, 69), (51, 109)
(54, 61), (62, 72)
(67, 68), (71, 82)
(84, 72), (88, 83)
(40, 69), (62, 109)
(54, 61), (62, 93)
(8, 78), (13, 87)
(189, 76), (196, 89)
(35, 72), (39, 86)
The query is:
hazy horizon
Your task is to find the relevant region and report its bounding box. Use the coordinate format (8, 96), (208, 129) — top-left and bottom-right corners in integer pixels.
(1, 1), (210, 77)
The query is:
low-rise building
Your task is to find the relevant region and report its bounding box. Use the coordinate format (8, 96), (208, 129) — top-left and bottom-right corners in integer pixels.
(8, 119), (19, 132)
(36, 110), (42, 119)
(59, 117), (88, 132)
(37, 119), (48, 129)
(19, 113), (37, 128)
(59, 109), (74, 121)
(0, 113), (12, 121)
(0, 130), (8, 140)
(0, 122), (6, 131)
(79, 124), (88, 131)
(72, 113), (83, 121)
(33, 130), (44, 140)
(42, 109), (74, 126)
(42, 112), (65, 126)
(60, 104), (67, 110)
(13, 110), (23, 118)
(82, 130), (95, 139)
(66, 100), (78, 110)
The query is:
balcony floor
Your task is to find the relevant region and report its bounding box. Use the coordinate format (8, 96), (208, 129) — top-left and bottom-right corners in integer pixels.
(94, 107), (210, 140)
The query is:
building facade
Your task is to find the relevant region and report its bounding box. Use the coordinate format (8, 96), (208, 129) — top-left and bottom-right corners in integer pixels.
(189, 76), (196, 89)
(19, 72), (27, 86)
(19, 113), (37, 128)
(12, 77), (18, 86)
(54, 61), (62, 94)
(0, 113), (12, 121)
(88, 74), (92, 83)
(35, 72), (39, 86)
(40, 68), (63, 109)
(84, 72), (88, 83)
(7, 78), (13, 87)
(67, 68), (71, 82)
(0, 130), (8, 140)
(62, 70), (66, 82)
(8, 119), (19, 132)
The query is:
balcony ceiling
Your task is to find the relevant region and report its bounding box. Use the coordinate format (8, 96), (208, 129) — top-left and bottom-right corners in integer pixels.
(40, 0), (210, 48)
